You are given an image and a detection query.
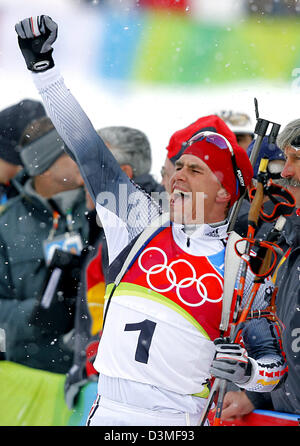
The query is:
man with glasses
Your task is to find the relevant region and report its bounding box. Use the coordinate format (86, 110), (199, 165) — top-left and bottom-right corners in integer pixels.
(15, 15), (287, 426)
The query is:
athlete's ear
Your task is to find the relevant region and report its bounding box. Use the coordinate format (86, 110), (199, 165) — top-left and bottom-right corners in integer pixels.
(216, 187), (231, 204)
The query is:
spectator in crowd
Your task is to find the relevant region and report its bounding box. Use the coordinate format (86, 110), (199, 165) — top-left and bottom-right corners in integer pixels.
(218, 119), (300, 421)
(0, 99), (46, 207)
(161, 114), (243, 193)
(217, 110), (254, 151)
(0, 116), (90, 374)
(15, 15), (288, 426)
(99, 126), (164, 197)
(65, 125), (164, 408)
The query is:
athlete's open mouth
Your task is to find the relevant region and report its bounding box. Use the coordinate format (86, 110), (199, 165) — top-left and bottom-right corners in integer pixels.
(171, 188), (191, 204)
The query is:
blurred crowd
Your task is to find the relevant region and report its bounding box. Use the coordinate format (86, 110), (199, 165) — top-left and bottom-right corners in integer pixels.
(0, 92), (299, 424)
(81, 0), (300, 16)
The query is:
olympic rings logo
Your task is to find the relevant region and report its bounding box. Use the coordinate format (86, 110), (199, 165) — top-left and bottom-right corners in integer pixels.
(138, 247), (223, 307)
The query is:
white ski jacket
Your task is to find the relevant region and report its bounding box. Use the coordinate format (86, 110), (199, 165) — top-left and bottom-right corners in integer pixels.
(31, 67), (287, 415)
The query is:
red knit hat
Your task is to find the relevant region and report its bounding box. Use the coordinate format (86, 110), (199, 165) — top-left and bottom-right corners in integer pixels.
(184, 133), (253, 207)
(166, 115), (240, 163)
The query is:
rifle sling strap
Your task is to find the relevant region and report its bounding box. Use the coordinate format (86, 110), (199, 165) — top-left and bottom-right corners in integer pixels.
(102, 212), (170, 329)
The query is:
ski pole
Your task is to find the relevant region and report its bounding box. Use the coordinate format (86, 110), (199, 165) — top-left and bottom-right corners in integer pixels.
(197, 377), (221, 426)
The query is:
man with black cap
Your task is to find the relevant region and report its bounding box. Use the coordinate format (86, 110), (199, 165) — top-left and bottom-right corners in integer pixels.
(0, 99), (45, 207)
(15, 15), (288, 426)
(0, 115), (90, 373)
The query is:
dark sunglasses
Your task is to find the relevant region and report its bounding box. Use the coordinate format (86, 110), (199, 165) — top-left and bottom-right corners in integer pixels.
(187, 131), (246, 197)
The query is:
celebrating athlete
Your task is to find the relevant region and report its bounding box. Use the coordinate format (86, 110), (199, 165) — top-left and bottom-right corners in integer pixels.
(15, 16), (287, 426)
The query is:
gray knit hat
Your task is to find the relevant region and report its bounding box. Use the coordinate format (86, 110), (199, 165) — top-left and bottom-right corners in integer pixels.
(20, 128), (65, 176)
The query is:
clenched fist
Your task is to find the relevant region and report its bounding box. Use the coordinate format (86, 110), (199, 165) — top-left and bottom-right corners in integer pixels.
(15, 15), (58, 72)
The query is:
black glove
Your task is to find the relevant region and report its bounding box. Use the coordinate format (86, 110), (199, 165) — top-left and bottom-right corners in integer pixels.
(15, 15), (57, 72)
(209, 338), (253, 386)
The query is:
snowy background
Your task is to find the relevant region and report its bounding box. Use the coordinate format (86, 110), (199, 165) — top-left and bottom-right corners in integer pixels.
(0, 0), (300, 181)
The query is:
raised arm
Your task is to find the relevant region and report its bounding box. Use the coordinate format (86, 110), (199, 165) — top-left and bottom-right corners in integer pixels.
(15, 16), (161, 262)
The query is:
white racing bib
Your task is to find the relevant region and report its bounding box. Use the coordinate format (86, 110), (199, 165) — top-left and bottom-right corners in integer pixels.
(94, 294), (215, 396)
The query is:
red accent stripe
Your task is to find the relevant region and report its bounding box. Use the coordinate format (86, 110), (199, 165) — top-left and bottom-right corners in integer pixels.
(30, 17), (36, 37)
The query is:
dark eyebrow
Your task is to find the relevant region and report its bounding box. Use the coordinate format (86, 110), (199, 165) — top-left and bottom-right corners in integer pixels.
(175, 160), (183, 168)
(188, 163), (205, 171)
(175, 160), (205, 170)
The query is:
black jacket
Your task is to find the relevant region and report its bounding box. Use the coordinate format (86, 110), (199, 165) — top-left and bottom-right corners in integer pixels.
(246, 211), (300, 414)
(0, 175), (90, 373)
